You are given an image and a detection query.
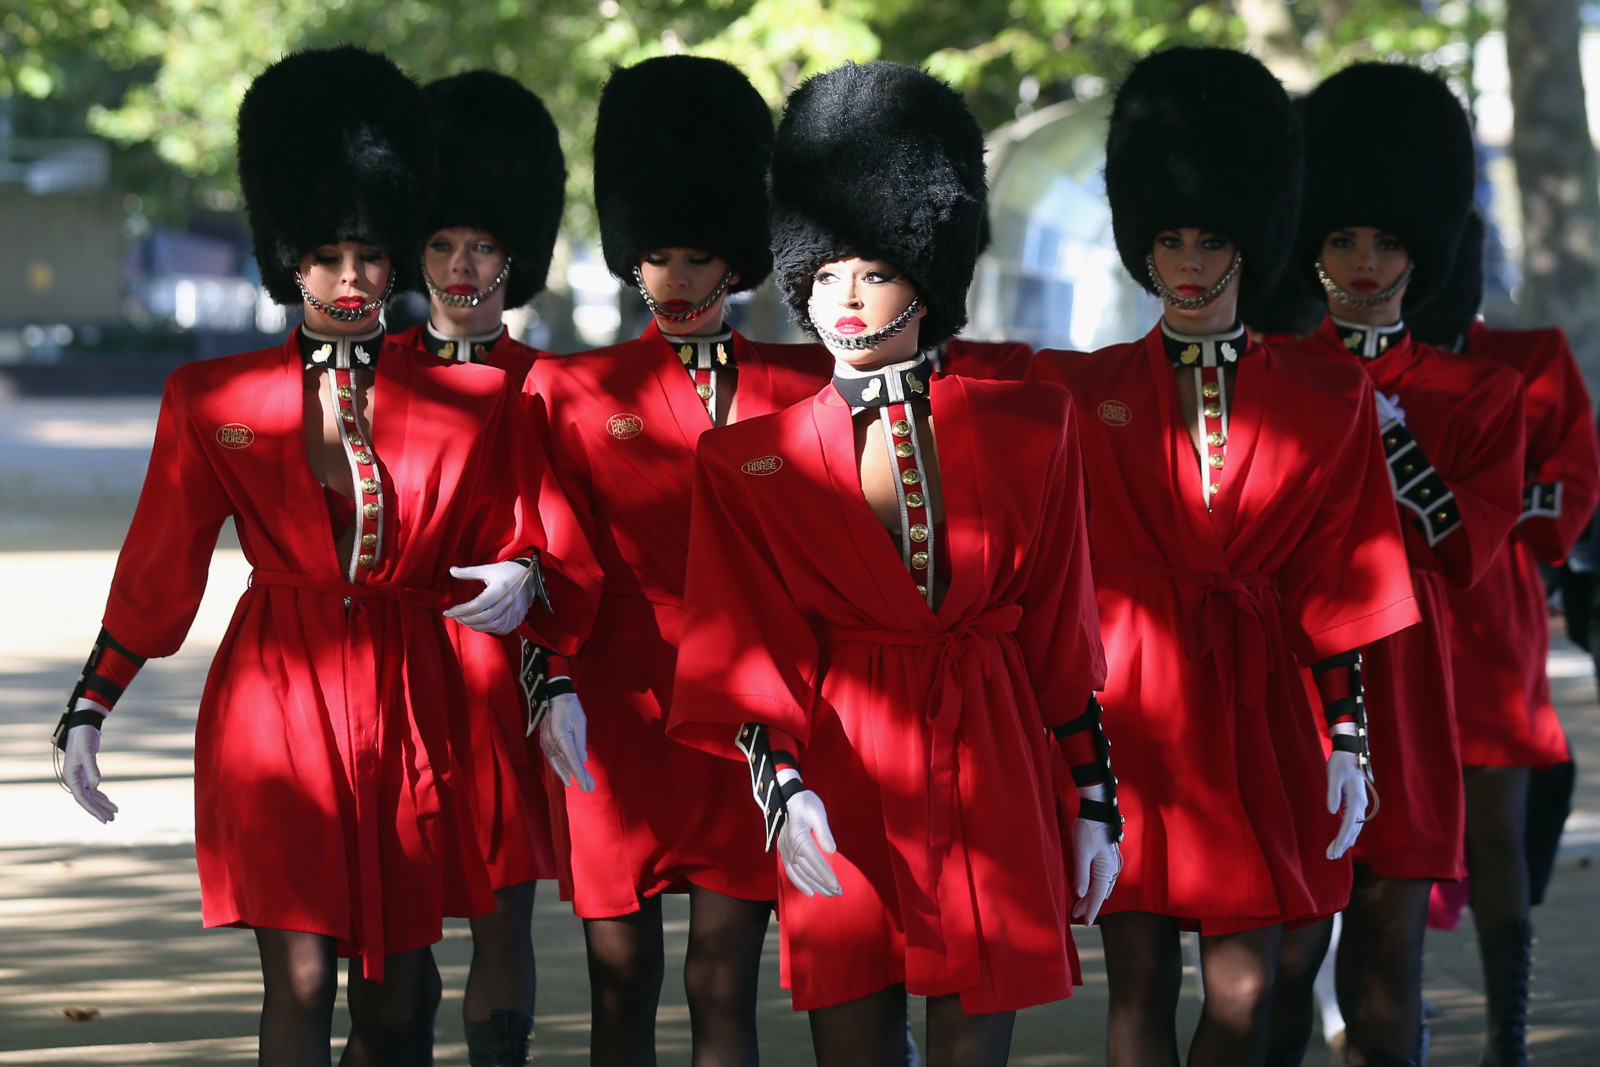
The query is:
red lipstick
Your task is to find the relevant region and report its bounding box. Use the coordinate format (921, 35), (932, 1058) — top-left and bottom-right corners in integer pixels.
(834, 316), (867, 334)
(445, 284), (477, 296)
(332, 296), (366, 310)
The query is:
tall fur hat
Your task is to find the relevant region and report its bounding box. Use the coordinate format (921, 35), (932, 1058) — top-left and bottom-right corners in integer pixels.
(594, 56), (772, 292)
(1408, 209), (1485, 347)
(770, 61), (987, 350)
(421, 71), (565, 308)
(1105, 46), (1303, 308)
(237, 46), (435, 305)
(1297, 62), (1475, 311)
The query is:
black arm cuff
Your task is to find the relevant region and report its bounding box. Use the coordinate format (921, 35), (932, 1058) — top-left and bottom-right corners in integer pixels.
(1522, 482), (1562, 522)
(1054, 696), (1124, 843)
(1382, 425), (1461, 545)
(52, 707), (106, 751)
(735, 723), (789, 851)
(514, 553), (553, 614)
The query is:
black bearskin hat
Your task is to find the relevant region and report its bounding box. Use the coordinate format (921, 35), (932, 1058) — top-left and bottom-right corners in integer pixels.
(1408, 209), (1485, 348)
(237, 46), (434, 305)
(421, 71), (565, 308)
(1298, 63), (1475, 311)
(594, 56), (772, 292)
(770, 61), (987, 350)
(1105, 47), (1303, 308)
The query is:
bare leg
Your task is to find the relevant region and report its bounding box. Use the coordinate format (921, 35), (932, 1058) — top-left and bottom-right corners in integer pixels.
(584, 894), (665, 1067)
(1190, 922), (1283, 1067)
(1265, 917), (1334, 1064)
(1335, 863), (1431, 1064)
(465, 881), (537, 1022)
(685, 886), (772, 1067)
(255, 928), (338, 1067)
(809, 984), (908, 1067)
(925, 994), (1015, 1067)
(1099, 911), (1184, 1067)
(341, 946), (441, 1067)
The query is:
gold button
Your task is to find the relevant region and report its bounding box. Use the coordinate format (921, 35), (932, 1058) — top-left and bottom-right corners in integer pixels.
(1209, 482), (1221, 495)
(905, 492), (925, 508)
(1419, 487), (1431, 499)
(696, 383), (713, 400)
(901, 468), (921, 486)
(364, 502), (380, 519)
(337, 384), (353, 400)
(1385, 436), (1398, 448)
(354, 450), (372, 464)
(909, 523), (929, 542)
(1207, 431), (1226, 447)
(357, 553), (374, 568)
(341, 410), (356, 423)
(361, 533), (377, 547)
(911, 551), (929, 569)
(895, 441), (914, 458)
(348, 435), (364, 448)
(1203, 403), (1221, 419)
(1209, 453), (1225, 469)
(1202, 382), (1220, 399)
(916, 584), (928, 597)
(361, 477), (379, 495)
(1437, 511), (1449, 521)
(1402, 464), (1414, 476)
(892, 420), (911, 437)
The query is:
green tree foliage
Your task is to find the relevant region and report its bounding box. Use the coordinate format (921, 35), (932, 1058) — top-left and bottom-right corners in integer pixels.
(12, 0), (1488, 225)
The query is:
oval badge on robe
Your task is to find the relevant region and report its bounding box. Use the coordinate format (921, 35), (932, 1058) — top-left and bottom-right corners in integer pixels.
(607, 413), (644, 440)
(215, 422), (255, 449)
(1098, 400), (1132, 427)
(741, 456), (783, 476)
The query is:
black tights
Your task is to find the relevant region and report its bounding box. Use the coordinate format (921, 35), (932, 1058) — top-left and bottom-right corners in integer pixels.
(1334, 864), (1431, 1063)
(255, 929), (440, 1067)
(1464, 765), (1531, 930)
(1100, 911), (1283, 1066)
(1266, 917), (1334, 1063)
(465, 881), (537, 1024)
(583, 888), (773, 1067)
(808, 985), (1015, 1067)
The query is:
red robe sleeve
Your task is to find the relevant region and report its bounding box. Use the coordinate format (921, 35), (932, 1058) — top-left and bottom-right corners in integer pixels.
(1276, 375), (1420, 662)
(1516, 331), (1599, 563)
(102, 369), (235, 659)
(668, 430), (821, 757)
(1418, 361), (1527, 588)
(1012, 391), (1107, 727)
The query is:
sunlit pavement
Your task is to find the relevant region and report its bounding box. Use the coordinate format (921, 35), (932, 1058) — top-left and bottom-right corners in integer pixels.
(0, 395), (1596, 1062)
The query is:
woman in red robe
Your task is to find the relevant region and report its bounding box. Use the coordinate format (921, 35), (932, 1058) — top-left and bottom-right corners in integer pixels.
(388, 71), (595, 1067)
(1409, 210), (1599, 1066)
(52, 49), (583, 1065)
(1026, 49), (1420, 1066)
(669, 61), (1118, 1067)
(524, 56), (829, 1066)
(1282, 65), (1528, 1067)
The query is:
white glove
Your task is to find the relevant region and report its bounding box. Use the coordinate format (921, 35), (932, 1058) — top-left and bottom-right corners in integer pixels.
(777, 779), (841, 898)
(444, 560), (537, 635)
(62, 723), (118, 823)
(540, 690), (594, 792)
(1374, 391), (1407, 429)
(1070, 785), (1123, 924)
(1325, 725), (1369, 859)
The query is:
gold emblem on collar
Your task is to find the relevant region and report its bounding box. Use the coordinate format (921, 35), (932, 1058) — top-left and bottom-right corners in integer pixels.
(1343, 332), (1362, 351)
(861, 378), (882, 403)
(1180, 344), (1200, 365)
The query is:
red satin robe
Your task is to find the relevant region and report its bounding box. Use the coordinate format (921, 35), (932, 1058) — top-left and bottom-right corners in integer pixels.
(100, 333), (577, 979)
(526, 320), (830, 918)
(1293, 318), (1526, 880)
(1447, 322), (1598, 767)
(1029, 326), (1419, 931)
(392, 325), (587, 889)
(935, 338), (1032, 381)
(669, 377), (1105, 1013)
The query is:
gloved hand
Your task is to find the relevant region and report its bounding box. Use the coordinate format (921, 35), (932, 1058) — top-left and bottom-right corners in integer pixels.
(444, 560), (537, 635)
(539, 691), (594, 792)
(1325, 728), (1369, 859)
(1070, 808), (1122, 924)
(62, 723), (118, 823)
(777, 783), (841, 898)
(1375, 391), (1407, 429)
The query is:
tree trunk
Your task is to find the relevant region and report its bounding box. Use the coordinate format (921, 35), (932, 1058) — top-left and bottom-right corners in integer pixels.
(1506, 0), (1600, 390)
